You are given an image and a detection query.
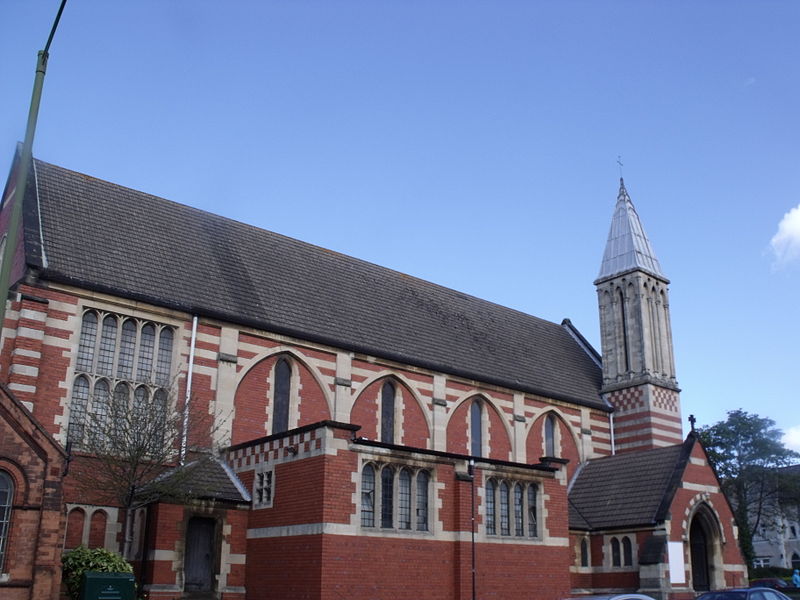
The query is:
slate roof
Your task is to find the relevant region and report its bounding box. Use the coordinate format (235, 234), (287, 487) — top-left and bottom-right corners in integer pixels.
(568, 437), (694, 530)
(18, 154), (604, 408)
(596, 178), (666, 283)
(157, 455), (250, 504)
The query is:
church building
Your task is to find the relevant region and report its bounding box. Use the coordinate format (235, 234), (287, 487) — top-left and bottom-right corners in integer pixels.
(0, 148), (747, 599)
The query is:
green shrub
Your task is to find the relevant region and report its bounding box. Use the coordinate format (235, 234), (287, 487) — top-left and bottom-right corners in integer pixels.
(750, 565), (793, 579)
(61, 545), (134, 600)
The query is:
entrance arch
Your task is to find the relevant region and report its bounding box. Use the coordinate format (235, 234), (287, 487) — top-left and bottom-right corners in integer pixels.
(689, 504), (723, 592)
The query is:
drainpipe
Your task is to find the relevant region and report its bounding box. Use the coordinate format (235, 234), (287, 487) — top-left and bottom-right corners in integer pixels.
(610, 412), (616, 455)
(180, 315), (199, 465)
(0, 0), (68, 336)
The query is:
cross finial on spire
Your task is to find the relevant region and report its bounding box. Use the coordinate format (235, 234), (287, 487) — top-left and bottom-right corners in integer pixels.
(688, 414), (697, 432)
(617, 155), (624, 179)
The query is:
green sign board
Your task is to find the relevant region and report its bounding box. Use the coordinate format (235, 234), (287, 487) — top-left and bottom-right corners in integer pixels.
(79, 572), (136, 600)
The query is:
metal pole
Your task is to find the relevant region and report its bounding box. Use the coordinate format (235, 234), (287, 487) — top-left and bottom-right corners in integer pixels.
(0, 0), (68, 338)
(469, 459), (476, 600)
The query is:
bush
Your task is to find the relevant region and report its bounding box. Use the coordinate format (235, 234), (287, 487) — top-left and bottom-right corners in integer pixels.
(750, 565), (793, 579)
(61, 545), (134, 600)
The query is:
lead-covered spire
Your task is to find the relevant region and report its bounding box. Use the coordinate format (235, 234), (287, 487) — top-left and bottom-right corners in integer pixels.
(595, 178), (666, 283)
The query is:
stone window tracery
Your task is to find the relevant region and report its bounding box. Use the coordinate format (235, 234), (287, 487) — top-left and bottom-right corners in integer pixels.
(361, 462), (430, 532)
(484, 477), (540, 539)
(68, 309), (175, 449)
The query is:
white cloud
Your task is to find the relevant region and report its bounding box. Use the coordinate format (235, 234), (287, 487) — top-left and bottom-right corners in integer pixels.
(783, 425), (800, 454)
(770, 204), (800, 267)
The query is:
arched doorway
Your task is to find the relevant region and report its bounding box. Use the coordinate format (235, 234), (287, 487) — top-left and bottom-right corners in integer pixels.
(690, 517), (710, 591)
(689, 504), (722, 592)
(184, 517), (216, 594)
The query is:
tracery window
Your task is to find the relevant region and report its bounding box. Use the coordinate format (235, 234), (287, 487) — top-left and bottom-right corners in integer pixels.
(68, 310), (174, 449)
(0, 471), (12, 573)
(361, 462), (431, 532)
(484, 477), (540, 539)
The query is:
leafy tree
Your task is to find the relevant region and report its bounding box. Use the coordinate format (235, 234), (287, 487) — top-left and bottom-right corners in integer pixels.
(697, 409), (800, 565)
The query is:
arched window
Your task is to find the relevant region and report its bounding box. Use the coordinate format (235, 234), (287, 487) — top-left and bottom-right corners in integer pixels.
(611, 537), (621, 567)
(486, 479), (496, 535)
(527, 484), (538, 538)
(380, 466), (394, 528)
(89, 510), (107, 548)
(470, 400), (482, 457)
(361, 465), (375, 527)
(65, 507), (85, 550)
(398, 469), (412, 529)
(622, 536), (633, 566)
(70, 311), (175, 450)
(272, 358), (291, 434)
(617, 288), (630, 372)
(416, 471), (429, 531)
(580, 538), (590, 567)
(362, 463), (430, 532)
(513, 484), (524, 536)
(381, 381), (395, 444)
(0, 471), (13, 571)
(499, 481), (510, 536)
(544, 414), (557, 457)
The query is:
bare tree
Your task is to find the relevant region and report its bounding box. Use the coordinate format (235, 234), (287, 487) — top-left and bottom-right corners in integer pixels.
(67, 383), (221, 557)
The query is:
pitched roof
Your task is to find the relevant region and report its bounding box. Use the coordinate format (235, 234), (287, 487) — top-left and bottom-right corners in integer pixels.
(568, 438), (693, 530)
(157, 455), (250, 504)
(19, 155), (604, 408)
(595, 178), (666, 283)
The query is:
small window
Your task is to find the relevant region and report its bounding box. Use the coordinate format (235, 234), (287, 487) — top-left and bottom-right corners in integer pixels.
(580, 538), (589, 567)
(470, 400), (482, 457)
(527, 484), (538, 538)
(381, 381), (395, 444)
(272, 358), (291, 434)
(253, 468), (275, 509)
(398, 469), (411, 530)
(0, 471), (13, 572)
(791, 552), (800, 570)
(611, 537), (621, 567)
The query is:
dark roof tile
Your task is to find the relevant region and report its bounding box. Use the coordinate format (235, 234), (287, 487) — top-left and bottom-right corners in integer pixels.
(25, 158), (604, 408)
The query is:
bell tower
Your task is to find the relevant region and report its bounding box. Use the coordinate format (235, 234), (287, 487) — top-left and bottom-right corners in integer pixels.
(595, 179), (682, 452)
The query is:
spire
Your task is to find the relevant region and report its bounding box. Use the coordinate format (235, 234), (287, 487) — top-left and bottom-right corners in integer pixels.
(595, 178), (666, 283)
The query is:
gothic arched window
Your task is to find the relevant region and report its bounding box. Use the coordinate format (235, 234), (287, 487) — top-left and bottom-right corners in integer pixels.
(381, 380), (395, 444)
(611, 537), (621, 567)
(470, 400), (482, 457)
(272, 358), (291, 434)
(580, 538), (590, 567)
(544, 414), (557, 457)
(622, 536), (633, 566)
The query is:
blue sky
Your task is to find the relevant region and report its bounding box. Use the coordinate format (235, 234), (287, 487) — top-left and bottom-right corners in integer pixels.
(3, 1), (798, 449)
